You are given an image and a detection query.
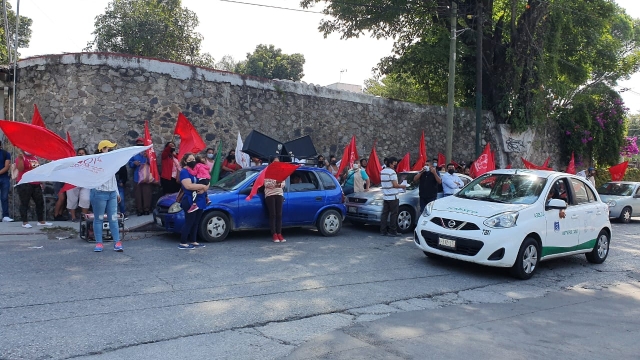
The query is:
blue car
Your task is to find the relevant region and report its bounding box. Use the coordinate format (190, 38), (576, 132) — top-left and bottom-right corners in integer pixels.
(153, 166), (346, 242)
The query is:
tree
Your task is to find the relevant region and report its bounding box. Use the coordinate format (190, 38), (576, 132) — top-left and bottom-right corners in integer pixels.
(301, 0), (640, 132)
(364, 73), (431, 104)
(0, 2), (33, 64)
(85, 0), (213, 67)
(214, 55), (238, 72)
(235, 44), (305, 81)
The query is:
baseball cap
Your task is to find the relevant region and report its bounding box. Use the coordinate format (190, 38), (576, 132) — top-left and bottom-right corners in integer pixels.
(588, 167), (595, 171)
(98, 140), (117, 149)
(135, 137), (144, 143)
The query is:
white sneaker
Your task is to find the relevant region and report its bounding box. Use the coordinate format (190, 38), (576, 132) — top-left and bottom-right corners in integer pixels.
(22, 223), (33, 228)
(37, 222), (53, 226)
(2, 216), (13, 222)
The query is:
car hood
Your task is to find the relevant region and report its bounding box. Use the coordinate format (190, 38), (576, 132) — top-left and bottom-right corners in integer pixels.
(598, 194), (628, 202)
(433, 196), (530, 218)
(157, 187), (230, 207)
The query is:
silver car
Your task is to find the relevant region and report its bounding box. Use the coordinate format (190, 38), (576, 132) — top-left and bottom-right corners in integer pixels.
(345, 171), (473, 233)
(598, 181), (640, 223)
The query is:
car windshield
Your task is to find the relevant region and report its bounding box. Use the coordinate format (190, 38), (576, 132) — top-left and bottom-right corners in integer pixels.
(457, 173), (547, 204)
(211, 169), (260, 191)
(598, 183), (635, 196)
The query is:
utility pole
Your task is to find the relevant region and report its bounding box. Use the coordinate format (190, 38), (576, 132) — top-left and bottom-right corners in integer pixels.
(445, 0), (457, 164)
(475, 1), (483, 157)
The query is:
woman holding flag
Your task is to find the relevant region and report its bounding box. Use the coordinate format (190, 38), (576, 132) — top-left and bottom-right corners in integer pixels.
(91, 140), (123, 253)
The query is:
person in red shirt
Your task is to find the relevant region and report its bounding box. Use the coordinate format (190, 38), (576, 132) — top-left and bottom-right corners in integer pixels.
(160, 141), (181, 195)
(220, 153), (242, 178)
(15, 149), (52, 228)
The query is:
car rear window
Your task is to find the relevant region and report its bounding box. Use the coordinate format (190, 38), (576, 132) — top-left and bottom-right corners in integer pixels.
(317, 171), (337, 190)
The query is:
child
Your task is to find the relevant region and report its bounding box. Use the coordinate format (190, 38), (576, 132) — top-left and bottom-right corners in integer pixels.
(186, 155), (211, 213)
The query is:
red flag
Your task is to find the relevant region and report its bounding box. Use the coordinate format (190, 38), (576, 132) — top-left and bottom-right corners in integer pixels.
(469, 144), (495, 178)
(366, 142), (382, 185)
(411, 131), (427, 171)
(246, 162), (301, 200)
(438, 153), (446, 167)
(521, 158), (553, 171)
(31, 104), (46, 128)
(144, 120), (160, 182)
(542, 157), (550, 168)
(565, 153), (576, 175)
(396, 153), (411, 173)
(609, 161), (628, 181)
(337, 135), (358, 179)
(66, 131), (74, 149)
(174, 112), (206, 161)
(0, 120), (75, 160)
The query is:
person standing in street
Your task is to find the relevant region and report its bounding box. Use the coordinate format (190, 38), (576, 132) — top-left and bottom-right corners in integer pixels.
(160, 141), (181, 195)
(413, 162), (442, 213)
(66, 148), (91, 222)
(129, 138), (153, 216)
(91, 140), (123, 253)
(265, 156), (286, 243)
(380, 157), (406, 237)
(441, 163), (464, 196)
(0, 140), (13, 222)
(178, 153), (207, 249)
(15, 149), (51, 228)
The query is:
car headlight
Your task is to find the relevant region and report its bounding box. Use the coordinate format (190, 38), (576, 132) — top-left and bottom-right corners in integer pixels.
(168, 202), (182, 214)
(370, 197), (384, 206)
(422, 201), (434, 217)
(483, 211), (519, 228)
(606, 200), (616, 207)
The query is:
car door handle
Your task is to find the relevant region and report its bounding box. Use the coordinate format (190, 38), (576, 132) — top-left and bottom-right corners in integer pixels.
(315, 196), (323, 201)
(571, 215), (579, 219)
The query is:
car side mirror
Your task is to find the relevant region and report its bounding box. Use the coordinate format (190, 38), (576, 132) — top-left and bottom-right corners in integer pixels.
(546, 198), (567, 210)
(634, 194), (640, 199)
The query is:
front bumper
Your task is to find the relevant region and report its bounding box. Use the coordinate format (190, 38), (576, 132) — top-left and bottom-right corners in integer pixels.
(153, 204), (183, 232)
(414, 216), (519, 268)
(345, 204), (382, 224)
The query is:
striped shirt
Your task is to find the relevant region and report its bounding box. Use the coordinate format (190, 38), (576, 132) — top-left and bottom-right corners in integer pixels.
(264, 179), (284, 197)
(381, 168), (400, 200)
(95, 174), (118, 192)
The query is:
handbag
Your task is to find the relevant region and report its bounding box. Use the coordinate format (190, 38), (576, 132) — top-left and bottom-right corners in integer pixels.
(137, 164), (155, 183)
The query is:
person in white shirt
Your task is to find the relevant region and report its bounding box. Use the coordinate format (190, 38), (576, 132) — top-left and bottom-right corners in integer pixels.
(441, 163), (464, 196)
(90, 140), (123, 253)
(380, 157), (407, 237)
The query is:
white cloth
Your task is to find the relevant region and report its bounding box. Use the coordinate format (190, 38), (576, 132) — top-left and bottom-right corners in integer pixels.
(235, 132), (251, 168)
(381, 167), (400, 200)
(18, 146), (152, 188)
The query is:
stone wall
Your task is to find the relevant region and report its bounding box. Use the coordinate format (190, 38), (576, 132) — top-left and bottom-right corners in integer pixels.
(1, 52), (561, 218)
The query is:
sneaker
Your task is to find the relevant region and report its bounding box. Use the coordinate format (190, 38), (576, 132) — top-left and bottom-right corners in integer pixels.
(2, 216), (13, 222)
(272, 234), (281, 243)
(22, 223), (32, 229)
(114, 241), (123, 252)
(37, 222), (53, 226)
(178, 244), (195, 249)
(277, 234), (286, 243)
(94, 243), (103, 252)
(187, 203), (199, 213)
(192, 243), (206, 248)
(122, 214), (129, 221)
(388, 232), (401, 237)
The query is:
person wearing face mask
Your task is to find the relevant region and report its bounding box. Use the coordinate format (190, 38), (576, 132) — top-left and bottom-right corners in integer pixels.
(0, 139), (13, 222)
(160, 141), (181, 195)
(316, 155), (327, 168)
(204, 148), (215, 169)
(15, 149), (52, 228)
(184, 155), (212, 212)
(441, 163), (464, 197)
(178, 153), (208, 249)
(380, 157), (407, 237)
(91, 140), (123, 252)
(326, 155), (339, 178)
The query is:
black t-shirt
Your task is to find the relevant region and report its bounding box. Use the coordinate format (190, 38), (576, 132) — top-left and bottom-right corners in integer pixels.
(418, 171), (438, 200)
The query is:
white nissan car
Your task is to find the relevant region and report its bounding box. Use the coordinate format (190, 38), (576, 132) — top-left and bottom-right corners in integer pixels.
(414, 169), (611, 279)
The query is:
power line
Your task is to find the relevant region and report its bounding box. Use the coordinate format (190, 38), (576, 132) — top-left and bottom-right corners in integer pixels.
(219, 0), (324, 14)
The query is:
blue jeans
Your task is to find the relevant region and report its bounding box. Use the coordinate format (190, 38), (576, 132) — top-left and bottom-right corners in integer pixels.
(90, 189), (120, 244)
(118, 186), (126, 214)
(0, 176), (9, 218)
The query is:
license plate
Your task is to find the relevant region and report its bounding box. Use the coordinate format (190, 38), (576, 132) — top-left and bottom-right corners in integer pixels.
(348, 206), (357, 213)
(438, 237), (456, 249)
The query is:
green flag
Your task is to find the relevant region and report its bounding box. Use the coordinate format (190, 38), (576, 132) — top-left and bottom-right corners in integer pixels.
(210, 140), (223, 185)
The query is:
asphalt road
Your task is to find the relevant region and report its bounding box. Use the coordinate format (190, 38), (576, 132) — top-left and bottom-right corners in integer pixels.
(1, 220), (639, 360)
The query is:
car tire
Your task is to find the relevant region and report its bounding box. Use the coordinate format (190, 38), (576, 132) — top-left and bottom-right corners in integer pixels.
(586, 229), (610, 264)
(510, 237), (540, 280)
(397, 206), (415, 234)
(619, 207), (632, 223)
(423, 251), (442, 259)
(199, 211), (230, 242)
(317, 209), (342, 237)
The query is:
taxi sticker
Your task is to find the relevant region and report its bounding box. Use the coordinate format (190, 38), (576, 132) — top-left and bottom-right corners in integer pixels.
(554, 221), (560, 232)
(534, 212), (544, 218)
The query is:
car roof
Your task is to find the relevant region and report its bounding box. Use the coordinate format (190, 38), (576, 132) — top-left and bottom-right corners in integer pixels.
(602, 181), (640, 185)
(486, 169), (579, 179)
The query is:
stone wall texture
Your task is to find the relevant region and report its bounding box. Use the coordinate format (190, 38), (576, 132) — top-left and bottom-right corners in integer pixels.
(1, 52), (561, 217)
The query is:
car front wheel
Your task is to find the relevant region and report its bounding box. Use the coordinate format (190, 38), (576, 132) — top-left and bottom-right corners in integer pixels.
(586, 230), (610, 264)
(199, 211), (230, 242)
(511, 237), (540, 280)
(397, 206), (414, 234)
(317, 209), (342, 236)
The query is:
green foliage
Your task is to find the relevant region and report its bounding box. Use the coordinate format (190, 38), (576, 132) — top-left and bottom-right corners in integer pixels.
(0, 2), (32, 64)
(85, 0), (213, 67)
(301, 0), (640, 132)
(235, 44), (305, 81)
(214, 55), (238, 72)
(557, 85), (627, 167)
(594, 167), (640, 188)
(364, 73), (431, 104)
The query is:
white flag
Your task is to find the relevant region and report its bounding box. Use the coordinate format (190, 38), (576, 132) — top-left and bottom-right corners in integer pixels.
(18, 146), (152, 188)
(235, 132), (251, 168)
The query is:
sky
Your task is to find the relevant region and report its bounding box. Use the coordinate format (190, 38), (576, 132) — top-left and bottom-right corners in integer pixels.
(7, 0), (640, 113)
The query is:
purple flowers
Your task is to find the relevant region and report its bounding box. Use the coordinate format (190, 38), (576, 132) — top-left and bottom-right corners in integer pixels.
(620, 136), (639, 158)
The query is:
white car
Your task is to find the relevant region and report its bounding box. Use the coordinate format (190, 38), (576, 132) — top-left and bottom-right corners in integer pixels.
(414, 169), (612, 279)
